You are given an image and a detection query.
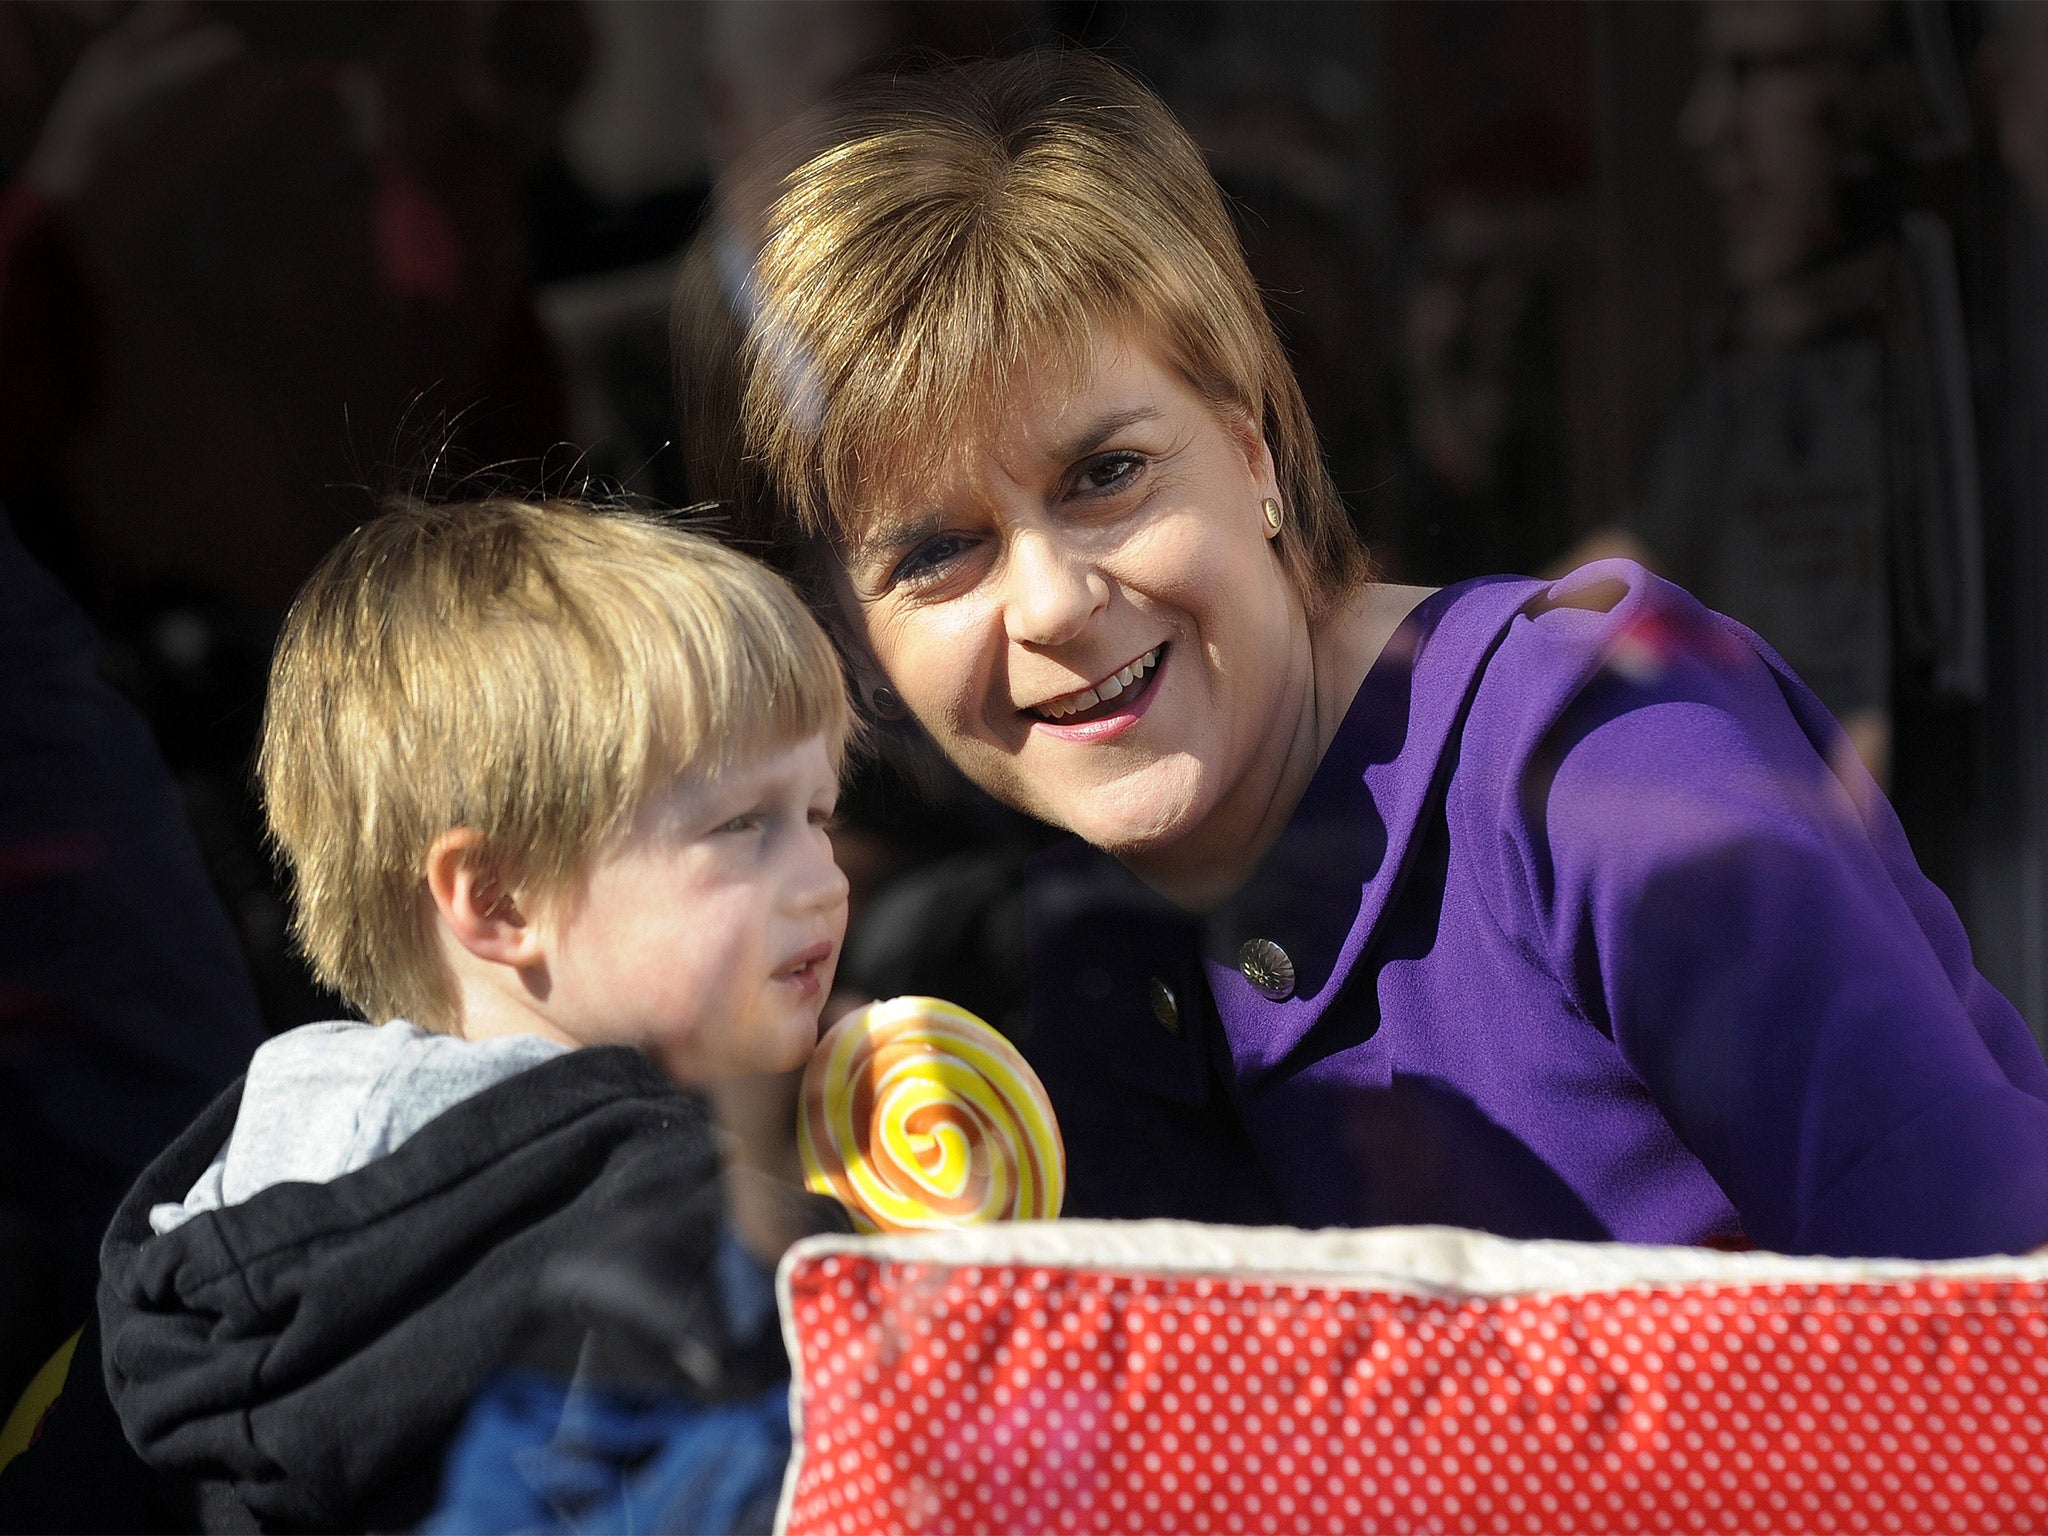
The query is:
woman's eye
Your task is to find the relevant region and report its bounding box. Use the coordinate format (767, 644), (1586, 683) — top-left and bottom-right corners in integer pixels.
(890, 533), (971, 588)
(1074, 452), (1144, 497)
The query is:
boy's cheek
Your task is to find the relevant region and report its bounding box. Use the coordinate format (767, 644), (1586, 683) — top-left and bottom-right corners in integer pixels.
(767, 1029), (818, 1076)
(765, 978), (846, 1072)
(711, 1021), (813, 1084)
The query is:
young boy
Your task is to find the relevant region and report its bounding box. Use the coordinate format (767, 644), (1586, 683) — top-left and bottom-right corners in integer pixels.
(95, 497), (852, 1532)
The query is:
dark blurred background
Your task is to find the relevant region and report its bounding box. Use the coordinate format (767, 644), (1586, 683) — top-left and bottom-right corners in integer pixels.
(6, 0), (2048, 1404)
(12, 0), (2048, 1433)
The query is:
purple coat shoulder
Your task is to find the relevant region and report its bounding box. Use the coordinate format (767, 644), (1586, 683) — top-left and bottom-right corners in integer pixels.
(1023, 560), (2048, 1258)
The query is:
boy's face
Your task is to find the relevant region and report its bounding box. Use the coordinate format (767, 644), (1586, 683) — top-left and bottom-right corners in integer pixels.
(540, 734), (849, 1083)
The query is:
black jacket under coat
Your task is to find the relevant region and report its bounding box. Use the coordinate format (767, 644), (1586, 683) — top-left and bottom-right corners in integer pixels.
(97, 1044), (721, 1533)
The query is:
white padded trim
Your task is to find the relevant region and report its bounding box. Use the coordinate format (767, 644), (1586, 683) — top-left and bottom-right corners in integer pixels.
(779, 1219), (2048, 1302)
(772, 1220), (2048, 1533)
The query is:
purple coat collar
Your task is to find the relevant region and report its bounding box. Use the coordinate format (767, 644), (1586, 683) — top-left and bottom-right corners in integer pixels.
(1027, 574), (1551, 1098)
(1202, 576), (1544, 1083)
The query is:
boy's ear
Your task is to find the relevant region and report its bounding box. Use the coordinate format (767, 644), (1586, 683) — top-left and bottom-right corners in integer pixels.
(425, 829), (540, 967)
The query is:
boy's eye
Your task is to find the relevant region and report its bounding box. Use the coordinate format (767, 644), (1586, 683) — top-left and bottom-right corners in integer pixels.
(715, 813), (762, 834)
(810, 808), (843, 832)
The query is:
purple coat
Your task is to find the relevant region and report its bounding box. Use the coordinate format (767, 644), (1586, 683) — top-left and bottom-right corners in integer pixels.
(1020, 562), (2048, 1258)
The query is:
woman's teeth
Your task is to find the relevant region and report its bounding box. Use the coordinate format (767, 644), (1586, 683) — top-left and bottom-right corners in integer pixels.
(1037, 646), (1160, 720)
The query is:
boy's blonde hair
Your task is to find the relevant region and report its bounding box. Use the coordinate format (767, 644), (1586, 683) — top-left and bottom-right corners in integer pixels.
(719, 49), (1371, 615)
(260, 497), (852, 1031)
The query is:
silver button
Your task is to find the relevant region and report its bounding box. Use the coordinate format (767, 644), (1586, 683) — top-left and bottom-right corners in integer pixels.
(1149, 977), (1181, 1035)
(1238, 938), (1295, 1001)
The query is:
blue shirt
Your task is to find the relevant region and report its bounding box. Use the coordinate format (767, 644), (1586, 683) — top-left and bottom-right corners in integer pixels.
(1021, 562), (2048, 1258)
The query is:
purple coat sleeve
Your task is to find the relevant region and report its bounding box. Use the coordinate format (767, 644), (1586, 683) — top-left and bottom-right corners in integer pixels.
(1511, 572), (2048, 1258)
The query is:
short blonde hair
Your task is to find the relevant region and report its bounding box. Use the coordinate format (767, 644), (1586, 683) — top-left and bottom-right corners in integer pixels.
(719, 49), (1371, 614)
(260, 497), (852, 1031)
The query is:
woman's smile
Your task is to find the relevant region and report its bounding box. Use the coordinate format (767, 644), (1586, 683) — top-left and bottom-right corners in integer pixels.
(1024, 642), (1167, 739)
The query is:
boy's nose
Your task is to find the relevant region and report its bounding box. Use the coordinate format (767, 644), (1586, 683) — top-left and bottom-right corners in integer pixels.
(795, 838), (852, 915)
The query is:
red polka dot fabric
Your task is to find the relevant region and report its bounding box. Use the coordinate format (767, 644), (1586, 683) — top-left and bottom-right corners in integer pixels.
(776, 1223), (2048, 1535)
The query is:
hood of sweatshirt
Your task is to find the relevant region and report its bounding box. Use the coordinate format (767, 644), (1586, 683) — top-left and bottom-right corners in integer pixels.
(99, 1044), (719, 1533)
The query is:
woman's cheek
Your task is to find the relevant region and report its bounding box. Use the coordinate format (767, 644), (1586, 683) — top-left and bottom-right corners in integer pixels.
(918, 595), (1007, 733)
(1117, 503), (1231, 599)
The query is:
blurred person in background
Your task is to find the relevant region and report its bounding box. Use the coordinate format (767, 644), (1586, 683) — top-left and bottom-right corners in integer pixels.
(552, 0), (1051, 510)
(0, 510), (264, 1532)
(1988, 0), (2048, 220)
(1366, 1), (1596, 589)
(0, 0), (583, 1027)
(531, 0), (902, 510)
(0, 0), (577, 611)
(1391, 173), (1579, 586)
(1591, 0), (1984, 819)
(1963, 0), (2048, 1033)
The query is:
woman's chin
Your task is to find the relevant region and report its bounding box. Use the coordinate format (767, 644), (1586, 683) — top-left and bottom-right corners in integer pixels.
(1035, 767), (1209, 859)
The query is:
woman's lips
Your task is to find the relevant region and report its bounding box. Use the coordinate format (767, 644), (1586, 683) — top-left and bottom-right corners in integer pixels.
(1027, 645), (1168, 744)
(1032, 644), (1163, 720)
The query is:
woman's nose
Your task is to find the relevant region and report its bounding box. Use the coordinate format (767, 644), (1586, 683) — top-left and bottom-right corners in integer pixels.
(1002, 528), (1109, 648)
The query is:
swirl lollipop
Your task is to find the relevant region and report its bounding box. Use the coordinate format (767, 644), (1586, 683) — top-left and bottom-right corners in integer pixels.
(799, 996), (1065, 1233)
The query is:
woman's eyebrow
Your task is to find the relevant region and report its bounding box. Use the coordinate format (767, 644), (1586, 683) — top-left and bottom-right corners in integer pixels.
(847, 405), (1165, 570)
(848, 513), (941, 572)
(1053, 404), (1164, 464)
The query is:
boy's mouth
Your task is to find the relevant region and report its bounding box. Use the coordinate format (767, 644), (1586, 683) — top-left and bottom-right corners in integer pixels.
(776, 941), (835, 999)
(1026, 644), (1165, 726)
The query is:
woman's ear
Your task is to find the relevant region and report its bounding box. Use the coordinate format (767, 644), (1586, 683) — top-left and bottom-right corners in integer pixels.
(425, 829), (540, 967)
(820, 557), (875, 648)
(1223, 403), (1280, 497)
(817, 559), (903, 721)
(845, 654), (910, 723)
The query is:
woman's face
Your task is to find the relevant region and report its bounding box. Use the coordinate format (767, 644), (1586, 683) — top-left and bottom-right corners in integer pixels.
(835, 333), (1309, 862)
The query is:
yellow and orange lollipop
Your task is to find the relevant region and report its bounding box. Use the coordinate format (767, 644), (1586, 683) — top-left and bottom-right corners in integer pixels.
(798, 996), (1065, 1233)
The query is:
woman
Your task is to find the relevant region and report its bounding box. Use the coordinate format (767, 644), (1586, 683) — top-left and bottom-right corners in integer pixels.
(698, 51), (2048, 1257)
